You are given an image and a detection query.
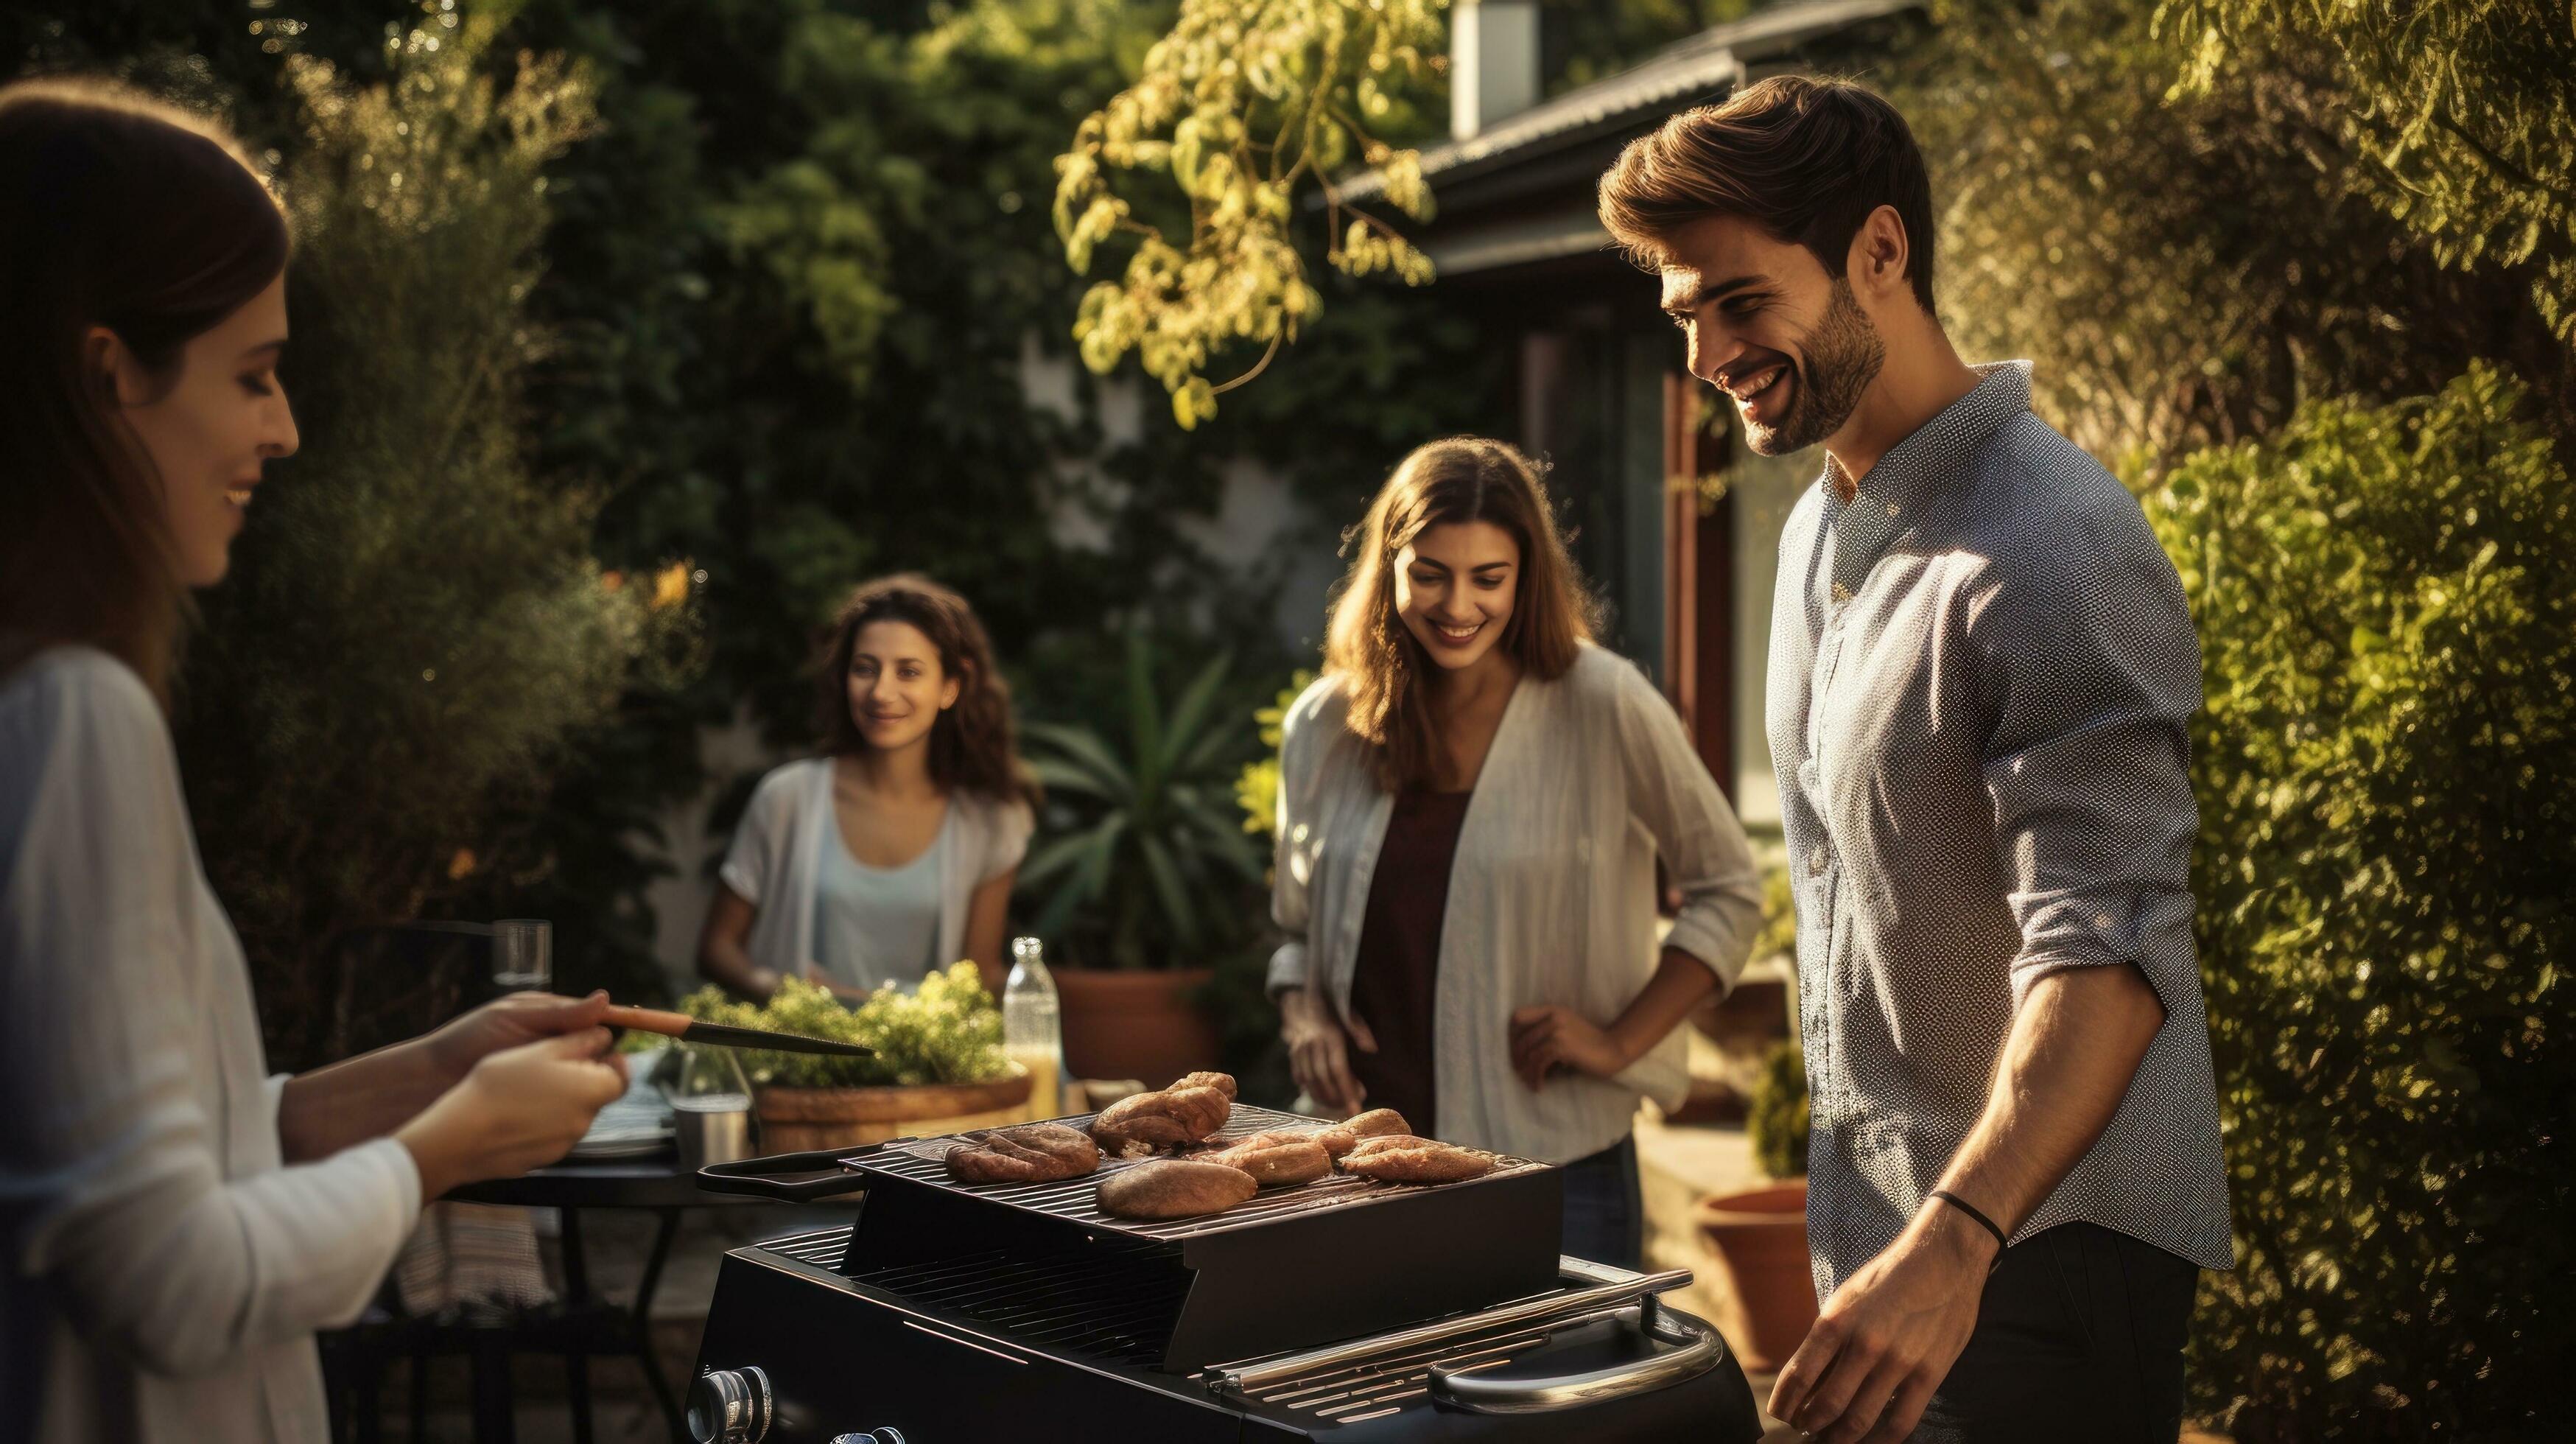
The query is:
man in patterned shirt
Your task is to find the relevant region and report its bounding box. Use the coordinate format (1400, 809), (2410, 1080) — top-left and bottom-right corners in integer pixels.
(1598, 77), (2232, 1443)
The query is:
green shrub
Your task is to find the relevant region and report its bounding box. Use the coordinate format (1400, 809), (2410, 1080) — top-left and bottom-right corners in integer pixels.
(174, 21), (695, 1070)
(676, 965), (1006, 1090)
(1748, 1042), (1810, 1181)
(1017, 630), (1266, 969)
(1235, 668), (1316, 841)
(2148, 362), (2572, 1438)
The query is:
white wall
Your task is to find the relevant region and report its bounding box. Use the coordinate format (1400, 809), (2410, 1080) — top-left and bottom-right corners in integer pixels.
(1723, 428), (1820, 835)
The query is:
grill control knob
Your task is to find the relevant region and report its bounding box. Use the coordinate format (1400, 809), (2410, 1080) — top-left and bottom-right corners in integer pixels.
(685, 1366), (772, 1444)
(829, 1433), (906, 1444)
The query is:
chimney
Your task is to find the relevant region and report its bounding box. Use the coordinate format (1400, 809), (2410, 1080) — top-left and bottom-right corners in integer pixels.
(1450, 0), (1542, 142)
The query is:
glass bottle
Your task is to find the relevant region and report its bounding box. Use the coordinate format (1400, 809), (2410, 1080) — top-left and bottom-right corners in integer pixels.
(1003, 936), (1064, 1118)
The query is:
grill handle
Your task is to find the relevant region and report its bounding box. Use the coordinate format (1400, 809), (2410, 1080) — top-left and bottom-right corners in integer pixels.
(695, 1142), (910, 1202)
(1428, 1300), (1725, 1414)
(1208, 1261), (1694, 1395)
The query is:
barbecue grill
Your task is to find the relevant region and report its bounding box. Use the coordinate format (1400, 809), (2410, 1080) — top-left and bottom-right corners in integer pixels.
(691, 1105), (1763, 1442)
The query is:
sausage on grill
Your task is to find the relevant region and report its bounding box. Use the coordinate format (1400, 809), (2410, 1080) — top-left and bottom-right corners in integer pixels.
(1313, 1108), (1410, 1160)
(1097, 1158), (1260, 1220)
(1089, 1079), (1233, 1159)
(1199, 1133), (1332, 1188)
(944, 1124), (1101, 1184)
(1337, 1135), (1497, 1185)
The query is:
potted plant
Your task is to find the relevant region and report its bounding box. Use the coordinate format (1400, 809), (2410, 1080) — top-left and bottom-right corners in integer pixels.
(1696, 1041), (1818, 1373)
(1017, 632), (1265, 1087)
(677, 965), (1031, 1150)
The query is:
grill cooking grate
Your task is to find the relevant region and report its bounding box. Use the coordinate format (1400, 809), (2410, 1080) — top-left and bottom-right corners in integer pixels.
(757, 1226), (852, 1272)
(848, 1103), (1546, 1242)
(848, 1244), (1192, 1367)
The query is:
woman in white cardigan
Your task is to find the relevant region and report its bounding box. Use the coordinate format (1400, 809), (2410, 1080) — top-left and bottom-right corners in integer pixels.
(0, 82), (627, 1443)
(1271, 436), (1763, 1266)
(698, 575), (1038, 1000)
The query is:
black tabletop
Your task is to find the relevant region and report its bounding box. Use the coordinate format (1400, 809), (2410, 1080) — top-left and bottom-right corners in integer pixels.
(446, 1152), (773, 1210)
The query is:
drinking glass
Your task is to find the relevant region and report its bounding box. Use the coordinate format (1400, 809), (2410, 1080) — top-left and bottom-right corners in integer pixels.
(491, 919), (552, 992)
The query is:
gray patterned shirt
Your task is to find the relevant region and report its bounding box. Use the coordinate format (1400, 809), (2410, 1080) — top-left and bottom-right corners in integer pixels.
(1766, 362), (2232, 1297)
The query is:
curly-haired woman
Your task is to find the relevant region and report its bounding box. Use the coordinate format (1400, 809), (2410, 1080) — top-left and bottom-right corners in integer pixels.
(1268, 437), (1763, 1267)
(698, 575), (1040, 1000)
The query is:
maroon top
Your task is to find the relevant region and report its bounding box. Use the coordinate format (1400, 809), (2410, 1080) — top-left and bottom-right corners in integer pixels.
(1347, 787), (1473, 1135)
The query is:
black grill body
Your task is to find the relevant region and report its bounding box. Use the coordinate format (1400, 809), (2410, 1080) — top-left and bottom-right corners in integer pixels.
(693, 1227), (1765, 1442)
(690, 1109), (1765, 1441)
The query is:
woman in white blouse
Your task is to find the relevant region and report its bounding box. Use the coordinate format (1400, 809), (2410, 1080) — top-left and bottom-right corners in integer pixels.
(0, 82), (628, 1443)
(698, 575), (1039, 1000)
(1270, 436), (1763, 1266)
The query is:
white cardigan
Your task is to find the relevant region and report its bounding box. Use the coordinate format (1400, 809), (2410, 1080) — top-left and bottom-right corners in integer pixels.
(1268, 643), (1763, 1163)
(717, 757), (1033, 986)
(1, 649), (421, 1444)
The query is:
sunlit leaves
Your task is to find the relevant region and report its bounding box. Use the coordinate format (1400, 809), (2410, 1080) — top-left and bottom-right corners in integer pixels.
(1052, 0), (1447, 427)
(2156, 0), (2576, 344)
(2148, 363), (2575, 1432)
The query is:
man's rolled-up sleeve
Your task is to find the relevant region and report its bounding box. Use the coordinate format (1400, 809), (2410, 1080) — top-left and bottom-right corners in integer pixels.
(1972, 528), (2203, 1016)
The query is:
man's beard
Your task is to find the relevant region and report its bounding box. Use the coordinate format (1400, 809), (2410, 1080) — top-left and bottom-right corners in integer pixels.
(1742, 278), (1884, 457)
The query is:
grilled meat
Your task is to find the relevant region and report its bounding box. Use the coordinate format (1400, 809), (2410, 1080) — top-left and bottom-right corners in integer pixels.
(1171, 1070), (1238, 1100)
(1337, 1135), (1497, 1185)
(1097, 1158), (1260, 1220)
(1313, 1108), (1409, 1160)
(1089, 1080), (1233, 1158)
(945, 1124), (1102, 1184)
(1199, 1134), (1333, 1188)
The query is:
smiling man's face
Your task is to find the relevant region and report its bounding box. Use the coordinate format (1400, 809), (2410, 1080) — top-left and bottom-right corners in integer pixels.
(1657, 213), (1885, 457)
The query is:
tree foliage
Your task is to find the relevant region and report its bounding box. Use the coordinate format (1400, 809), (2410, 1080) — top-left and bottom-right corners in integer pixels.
(2158, 0), (2576, 344)
(171, 15), (697, 1068)
(2149, 363), (2572, 1438)
(1903, 0), (2568, 471)
(1053, 0), (1447, 427)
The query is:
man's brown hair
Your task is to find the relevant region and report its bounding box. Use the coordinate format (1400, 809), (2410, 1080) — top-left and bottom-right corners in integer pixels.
(1598, 75), (1937, 315)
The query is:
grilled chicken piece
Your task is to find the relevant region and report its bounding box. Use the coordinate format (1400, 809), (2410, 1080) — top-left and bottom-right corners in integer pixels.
(1313, 1108), (1410, 1159)
(1199, 1134), (1332, 1188)
(1089, 1082), (1232, 1158)
(1097, 1158), (1259, 1220)
(945, 1124), (1101, 1184)
(1171, 1070), (1239, 1100)
(1338, 1135), (1496, 1185)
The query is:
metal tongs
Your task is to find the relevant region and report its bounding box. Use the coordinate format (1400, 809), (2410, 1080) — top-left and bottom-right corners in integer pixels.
(603, 1003), (874, 1059)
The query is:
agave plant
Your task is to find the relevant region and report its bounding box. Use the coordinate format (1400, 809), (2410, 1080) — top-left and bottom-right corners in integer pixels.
(1018, 632), (1268, 969)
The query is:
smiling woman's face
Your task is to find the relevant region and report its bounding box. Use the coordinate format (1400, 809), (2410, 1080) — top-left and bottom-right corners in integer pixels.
(1394, 520), (1520, 674)
(846, 619), (961, 754)
(100, 272), (300, 586)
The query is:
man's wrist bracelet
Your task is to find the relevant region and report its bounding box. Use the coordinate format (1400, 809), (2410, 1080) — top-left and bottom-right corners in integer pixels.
(1926, 1188), (2011, 1261)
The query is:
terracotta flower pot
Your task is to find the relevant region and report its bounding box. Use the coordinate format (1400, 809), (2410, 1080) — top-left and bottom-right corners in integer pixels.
(753, 1065), (1033, 1153)
(1053, 966), (1221, 1089)
(1695, 1179), (1818, 1373)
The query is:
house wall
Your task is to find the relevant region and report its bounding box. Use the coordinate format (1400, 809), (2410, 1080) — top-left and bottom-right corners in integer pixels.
(1721, 427), (1820, 835)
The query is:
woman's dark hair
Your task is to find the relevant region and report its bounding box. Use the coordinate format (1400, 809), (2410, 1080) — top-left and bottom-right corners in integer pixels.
(1597, 74), (1939, 316)
(0, 78), (291, 703)
(815, 574), (1039, 810)
(1325, 436), (1598, 791)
